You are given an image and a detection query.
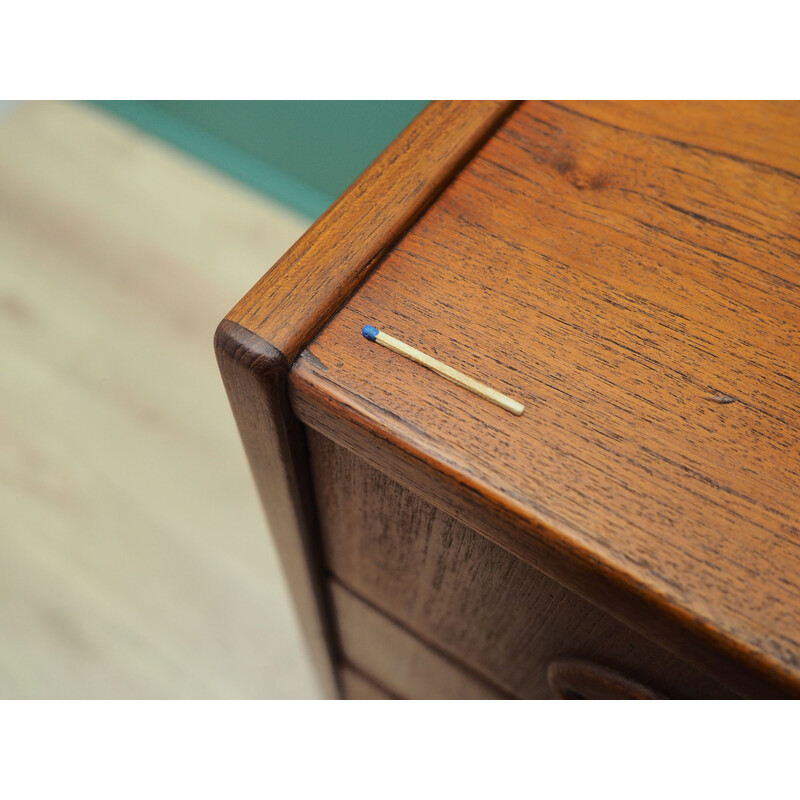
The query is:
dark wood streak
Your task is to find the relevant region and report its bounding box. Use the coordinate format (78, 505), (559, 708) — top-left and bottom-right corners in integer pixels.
(546, 101), (800, 181)
(290, 101), (800, 697)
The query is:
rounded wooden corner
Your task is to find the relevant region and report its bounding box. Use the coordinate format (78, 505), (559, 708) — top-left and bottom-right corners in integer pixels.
(214, 318), (288, 380)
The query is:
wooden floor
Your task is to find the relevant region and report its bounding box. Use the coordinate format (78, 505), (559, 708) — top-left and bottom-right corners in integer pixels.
(0, 102), (322, 697)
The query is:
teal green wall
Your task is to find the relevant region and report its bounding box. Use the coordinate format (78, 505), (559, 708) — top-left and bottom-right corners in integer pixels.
(93, 101), (429, 218)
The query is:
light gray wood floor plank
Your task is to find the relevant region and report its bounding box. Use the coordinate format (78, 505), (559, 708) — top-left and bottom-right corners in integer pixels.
(0, 101), (322, 698)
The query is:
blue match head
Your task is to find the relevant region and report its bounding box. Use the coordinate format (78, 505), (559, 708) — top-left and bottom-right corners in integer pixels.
(362, 325), (380, 341)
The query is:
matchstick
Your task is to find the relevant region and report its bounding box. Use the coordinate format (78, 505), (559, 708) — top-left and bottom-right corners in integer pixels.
(362, 325), (525, 416)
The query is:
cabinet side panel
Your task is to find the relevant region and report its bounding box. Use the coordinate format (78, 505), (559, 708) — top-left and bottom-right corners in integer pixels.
(215, 321), (338, 697)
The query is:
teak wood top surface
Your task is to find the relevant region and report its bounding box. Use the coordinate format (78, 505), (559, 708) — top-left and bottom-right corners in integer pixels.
(290, 101), (800, 696)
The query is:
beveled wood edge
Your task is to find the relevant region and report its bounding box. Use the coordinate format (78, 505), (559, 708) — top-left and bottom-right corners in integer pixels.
(288, 368), (796, 699)
(215, 102), (519, 697)
(225, 100), (519, 361)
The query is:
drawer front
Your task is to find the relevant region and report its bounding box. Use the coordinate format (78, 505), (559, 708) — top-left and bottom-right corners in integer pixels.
(309, 430), (738, 699)
(332, 582), (506, 700)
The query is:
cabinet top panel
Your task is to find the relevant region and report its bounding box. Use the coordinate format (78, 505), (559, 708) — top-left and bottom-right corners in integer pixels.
(289, 101), (800, 696)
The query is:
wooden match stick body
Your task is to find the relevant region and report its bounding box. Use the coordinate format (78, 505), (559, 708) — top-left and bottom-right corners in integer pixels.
(363, 326), (524, 416)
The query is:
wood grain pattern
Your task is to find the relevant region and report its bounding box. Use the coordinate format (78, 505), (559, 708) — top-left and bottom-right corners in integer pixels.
(290, 101), (800, 697)
(308, 431), (736, 699)
(331, 581), (508, 700)
(559, 101), (800, 176)
(217, 102), (516, 695)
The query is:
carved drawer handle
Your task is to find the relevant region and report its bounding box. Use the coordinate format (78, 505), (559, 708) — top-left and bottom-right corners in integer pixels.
(547, 658), (664, 700)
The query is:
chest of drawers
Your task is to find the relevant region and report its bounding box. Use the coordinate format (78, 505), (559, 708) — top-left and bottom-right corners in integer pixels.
(216, 101), (800, 698)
